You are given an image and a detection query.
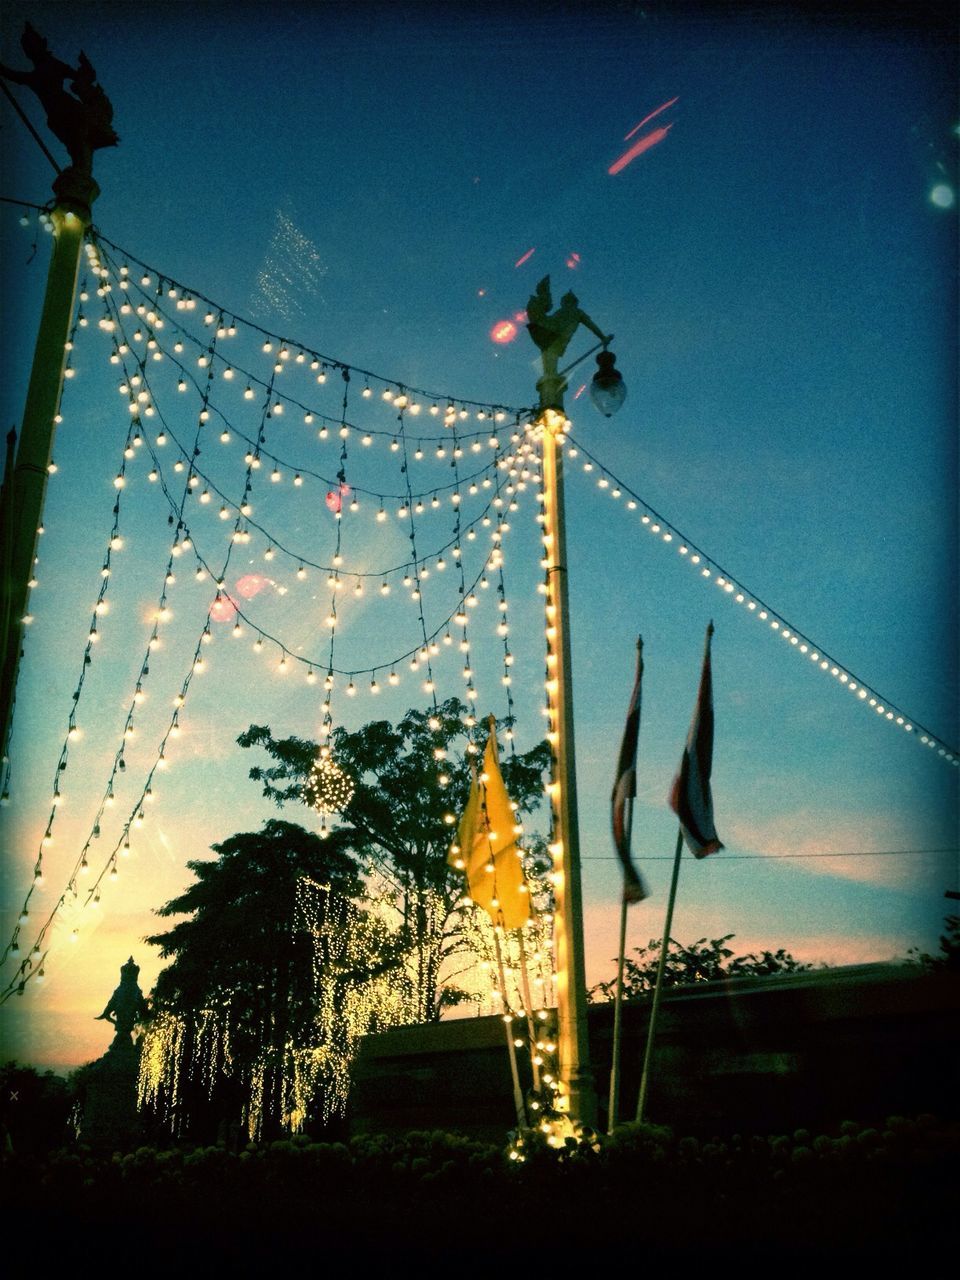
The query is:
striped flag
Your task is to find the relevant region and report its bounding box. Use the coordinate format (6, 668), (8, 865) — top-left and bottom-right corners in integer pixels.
(611, 637), (649, 902)
(670, 622), (723, 857)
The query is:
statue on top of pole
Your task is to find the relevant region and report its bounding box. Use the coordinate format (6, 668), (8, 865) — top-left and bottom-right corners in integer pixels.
(0, 22), (118, 178)
(525, 276), (611, 413)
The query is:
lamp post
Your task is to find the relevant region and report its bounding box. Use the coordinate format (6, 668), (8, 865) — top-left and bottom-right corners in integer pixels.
(0, 25), (117, 777)
(526, 277), (626, 1130)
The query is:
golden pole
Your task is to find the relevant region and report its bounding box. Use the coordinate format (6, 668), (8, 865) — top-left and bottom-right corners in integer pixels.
(1, 170), (97, 769)
(539, 395), (597, 1130)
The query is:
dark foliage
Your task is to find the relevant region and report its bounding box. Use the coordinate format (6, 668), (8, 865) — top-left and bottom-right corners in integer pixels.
(238, 699), (551, 1020)
(145, 819), (396, 1141)
(906, 914), (960, 973)
(0, 1061), (72, 1154)
(3, 1116), (956, 1263)
(590, 933), (811, 1002)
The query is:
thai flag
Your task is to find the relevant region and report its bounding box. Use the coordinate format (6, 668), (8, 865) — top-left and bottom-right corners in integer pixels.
(670, 622), (724, 858)
(611, 638), (649, 901)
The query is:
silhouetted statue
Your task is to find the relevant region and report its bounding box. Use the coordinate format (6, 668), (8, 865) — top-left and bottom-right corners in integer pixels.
(0, 22), (118, 176)
(82, 957), (148, 1148)
(525, 276), (610, 382)
(96, 956), (148, 1046)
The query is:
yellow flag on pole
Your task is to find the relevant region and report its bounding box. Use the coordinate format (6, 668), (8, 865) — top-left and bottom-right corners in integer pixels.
(448, 718), (530, 930)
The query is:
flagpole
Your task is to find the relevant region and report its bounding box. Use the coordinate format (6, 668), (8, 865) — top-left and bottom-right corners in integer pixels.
(516, 932), (542, 1093)
(494, 929), (527, 1129)
(636, 825), (684, 1122)
(607, 797), (633, 1133)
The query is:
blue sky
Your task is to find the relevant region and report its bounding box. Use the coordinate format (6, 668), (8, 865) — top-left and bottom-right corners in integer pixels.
(1, 0), (956, 1069)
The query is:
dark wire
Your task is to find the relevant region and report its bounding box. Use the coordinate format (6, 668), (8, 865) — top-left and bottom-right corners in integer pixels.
(566, 430), (960, 761)
(585, 848), (956, 861)
(0, 82), (61, 174)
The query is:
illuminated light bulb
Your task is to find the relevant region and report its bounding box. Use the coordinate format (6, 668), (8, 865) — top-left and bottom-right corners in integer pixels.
(388, 671), (399, 686)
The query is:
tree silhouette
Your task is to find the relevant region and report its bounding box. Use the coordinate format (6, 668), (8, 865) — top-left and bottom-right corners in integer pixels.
(144, 819), (404, 1141)
(590, 933), (811, 1002)
(238, 698), (551, 1021)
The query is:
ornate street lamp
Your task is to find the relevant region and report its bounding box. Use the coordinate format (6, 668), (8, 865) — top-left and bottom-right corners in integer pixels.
(524, 276), (625, 1131)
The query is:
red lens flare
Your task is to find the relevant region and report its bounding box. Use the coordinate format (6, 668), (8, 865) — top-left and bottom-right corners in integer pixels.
(490, 319), (518, 345)
(608, 123), (673, 176)
(514, 247), (536, 269)
(566, 252), (581, 270)
(325, 481), (351, 514)
(513, 310), (528, 324)
(573, 383), (587, 400)
(624, 96), (678, 142)
(235, 573), (268, 600)
(209, 596), (237, 623)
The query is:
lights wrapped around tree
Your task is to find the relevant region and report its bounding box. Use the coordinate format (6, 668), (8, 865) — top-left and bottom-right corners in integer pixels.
(302, 753), (355, 817)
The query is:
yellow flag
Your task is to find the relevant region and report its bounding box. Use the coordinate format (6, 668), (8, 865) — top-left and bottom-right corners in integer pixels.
(447, 762), (479, 872)
(449, 718), (530, 931)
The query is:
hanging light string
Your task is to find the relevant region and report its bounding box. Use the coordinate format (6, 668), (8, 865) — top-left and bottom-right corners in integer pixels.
(104, 295), (509, 492)
(0, 418), (134, 965)
(115, 301), (528, 683)
(95, 255), (510, 444)
(1, 432), (263, 1005)
(139, 398), (511, 581)
(143, 359), (508, 502)
(141, 432), (523, 682)
(2, 239), (211, 963)
(92, 272), (516, 582)
(533, 429), (567, 915)
(5, 490), (531, 998)
(0, 609), (214, 1006)
(319, 371), (352, 748)
(493, 421), (529, 749)
(102, 269), (532, 687)
(447, 421), (480, 742)
(394, 394), (440, 709)
(563, 431), (958, 767)
(91, 229), (525, 420)
(1, 340), (272, 1004)
(0, 307), (228, 979)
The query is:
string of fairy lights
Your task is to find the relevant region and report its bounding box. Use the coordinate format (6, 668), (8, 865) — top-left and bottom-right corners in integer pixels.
(0, 217), (542, 1002)
(561, 431), (958, 767)
(138, 876), (422, 1138)
(1, 203), (955, 1024)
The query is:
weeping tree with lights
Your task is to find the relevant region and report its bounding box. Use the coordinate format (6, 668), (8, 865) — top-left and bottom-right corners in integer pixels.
(238, 697), (552, 1023)
(141, 819), (409, 1142)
